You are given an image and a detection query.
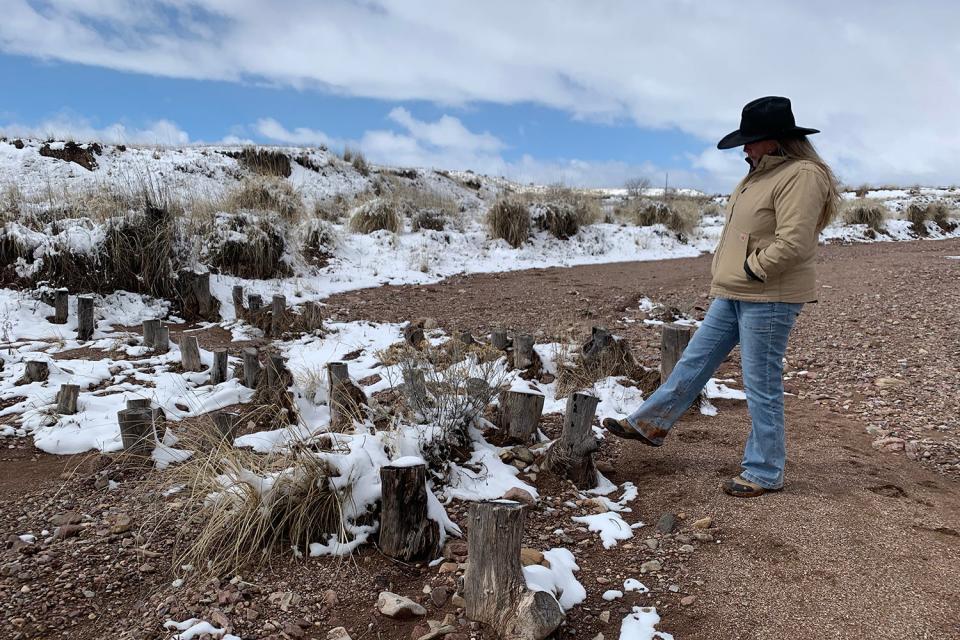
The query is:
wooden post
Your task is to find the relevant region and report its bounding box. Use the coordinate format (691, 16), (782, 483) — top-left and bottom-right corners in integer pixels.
(378, 463), (441, 561)
(180, 335), (203, 372)
(142, 319), (161, 348)
(117, 407), (155, 454)
(513, 334), (535, 369)
(126, 398), (152, 411)
(155, 326), (170, 353)
(328, 361), (351, 430)
(77, 296), (94, 341)
(52, 289), (69, 324)
(242, 348), (261, 388)
(661, 323), (696, 383)
(247, 294), (263, 313)
(211, 349), (228, 385)
(231, 285), (245, 314)
(464, 502), (563, 639)
(401, 367), (429, 413)
(302, 301), (323, 331)
(265, 354), (288, 391)
(544, 392), (600, 489)
(271, 294), (286, 336)
(490, 329), (509, 351)
(56, 384), (80, 415)
(457, 330), (475, 346)
(499, 389), (545, 443)
(212, 411), (240, 442)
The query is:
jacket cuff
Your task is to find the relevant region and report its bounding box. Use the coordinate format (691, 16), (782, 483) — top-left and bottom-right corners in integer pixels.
(744, 256), (765, 282)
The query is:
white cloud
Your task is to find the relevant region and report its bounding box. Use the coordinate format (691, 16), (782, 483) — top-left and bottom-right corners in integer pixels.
(387, 107), (504, 153)
(2, 1), (957, 186)
(0, 115), (190, 146)
(254, 118), (334, 146)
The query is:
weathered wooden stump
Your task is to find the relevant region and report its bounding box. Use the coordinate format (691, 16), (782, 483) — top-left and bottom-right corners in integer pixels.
(247, 294), (263, 313)
(211, 410), (240, 442)
(464, 502), (563, 640)
(264, 354), (289, 391)
(179, 335), (203, 372)
(302, 302), (324, 331)
(231, 286), (245, 314)
(490, 329), (510, 351)
(52, 289), (69, 324)
(402, 367), (429, 412)
(242, 348), (261, 389)
(142, 319), (161, 348)
(56, 384), (80, 415)
(403, 322), (425, 347)
(378, 462), (441, 561)
(126, 398), (152, 412)
(513, 334), (535, 369)
(328, 361), (365, 430)
(211, 349), (228, 385)
(117, 407), (155, 454)
(77, 296), (95, 341)
(178, 270), (218, 321)
(499, 389), (545, 443)
(457, 330), (475, 346)
(155, 326), (170, 353)
(271, 294), (286, 336)
(17, 360), (49, 386)
(581, 326), (636, 374)
(661, 323), (696, 383)
(544, 392), (600, 488)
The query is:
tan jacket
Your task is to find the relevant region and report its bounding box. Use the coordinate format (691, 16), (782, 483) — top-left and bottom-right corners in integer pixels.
(710, 155), (829, 303)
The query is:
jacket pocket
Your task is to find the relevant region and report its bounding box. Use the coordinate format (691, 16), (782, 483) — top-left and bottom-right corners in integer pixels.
(713, 227), (752, 291)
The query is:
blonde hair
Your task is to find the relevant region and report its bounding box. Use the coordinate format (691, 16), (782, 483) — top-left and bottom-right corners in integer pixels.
(777, 136), (841, 231)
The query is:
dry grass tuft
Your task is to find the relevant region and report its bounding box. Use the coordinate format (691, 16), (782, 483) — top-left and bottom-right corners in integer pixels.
(205, 211), (290, 279)
(841, 200), (889, 233)
(225, 177), (304, 219)
(167, 431), (348, 579)
(299, 219), (337, 267)
(620, 199), (701, 237)
(487, 198), (530, 247)
(927, 201), (957, 231)
(350, 150), (370, 176)
(349, 198), (401, 234)
(411, 208), (448, 231)
(531, 201), (579, 240)
(554, 330), (644, 398)
(232, 147), (292, 178)
(906, 203), (929, 236)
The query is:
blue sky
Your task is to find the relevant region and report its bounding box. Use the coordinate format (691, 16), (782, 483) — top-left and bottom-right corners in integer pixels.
(1, 1), (957, 190)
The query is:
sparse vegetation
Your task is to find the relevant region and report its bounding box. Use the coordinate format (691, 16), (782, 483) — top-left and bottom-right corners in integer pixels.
(486, 198), (530, 247)
(907, 203), (930, 236)
(530, 201), (579, 240)
(300, 219), (338, 266)
(411, 208), (448, 231)
(624, 176), (651, 198)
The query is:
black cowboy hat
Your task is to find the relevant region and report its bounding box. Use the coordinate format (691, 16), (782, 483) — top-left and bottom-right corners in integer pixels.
(716, 96), (819, 150)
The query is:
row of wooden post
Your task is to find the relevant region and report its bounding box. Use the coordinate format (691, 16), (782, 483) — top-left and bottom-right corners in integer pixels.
(231, 285), (323, 337)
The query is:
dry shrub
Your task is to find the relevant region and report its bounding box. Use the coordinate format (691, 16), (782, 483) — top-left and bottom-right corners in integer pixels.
(906, 204), (929, 236)
(168, 434), (348, 579)
(299, 219), (337, 267)
(487, 198), (530, 247)
(554, 329), (644, 398)
(927, 201), (956, 231)
(543, 184), (602, 226)
(531, 201), (579, 239)
(101, 205), (179, 297)
(206, 211), (290, 279)
(225, 177), (304, 219)
(313, 196), (347, 223)
(412, 208), (447, 231)
(349, 198), (401, 234)
(842, 200), (889, 233)
(232, 147), (292, 178)
(382, 341), (507, 468)
(351, 151), (370, 176)
(625, 199), (700, 237)
(854, 184), (871, 198)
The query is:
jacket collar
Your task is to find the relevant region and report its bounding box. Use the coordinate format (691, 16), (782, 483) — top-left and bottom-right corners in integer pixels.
(747, 153), (790, 175)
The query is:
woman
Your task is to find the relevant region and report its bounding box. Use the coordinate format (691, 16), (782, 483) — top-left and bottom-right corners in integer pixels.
(604, 96), (841, 497)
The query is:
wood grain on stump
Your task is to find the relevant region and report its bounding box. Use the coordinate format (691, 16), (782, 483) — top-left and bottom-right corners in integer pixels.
(378, 463), (441, 561)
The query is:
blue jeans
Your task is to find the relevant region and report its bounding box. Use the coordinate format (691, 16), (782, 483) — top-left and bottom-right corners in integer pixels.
(626, 298), (803, 489)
